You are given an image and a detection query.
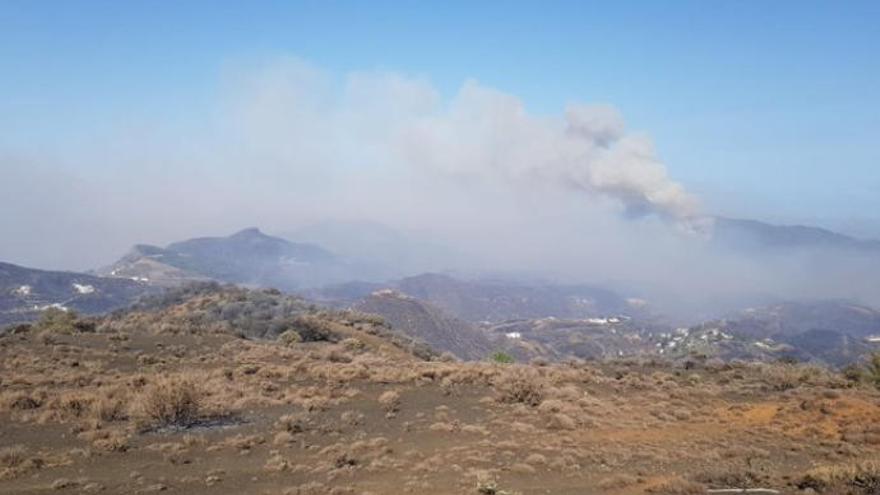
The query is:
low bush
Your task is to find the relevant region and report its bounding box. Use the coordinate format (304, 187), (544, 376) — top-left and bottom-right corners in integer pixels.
(6, 393), (42, 411)
(290, 315), (337, 342)
(646, 476), (705, 495)
(842, 363), (866, 384)
(494, 367), (544, 406)
(138, 375), (204, 429)
(761, 363), (841, 391)
(797, 461), (880, 494)
(865, 353), (880, 389)
(475, 477), (515, 495)
(35, 308), (80, 334)
(0, 446), (27, 468)
(277, 329), (302, 346)
(378, 390), (401, 412)
(490, 352), (515, 364)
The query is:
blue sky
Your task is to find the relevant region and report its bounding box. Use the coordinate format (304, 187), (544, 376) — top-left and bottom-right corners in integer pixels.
(2, 1), (879, 233)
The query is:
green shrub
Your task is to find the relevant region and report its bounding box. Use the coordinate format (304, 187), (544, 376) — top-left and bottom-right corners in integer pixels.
(5, 324), (32, 335)
(490, 351), (515, 364)
(277, 329), (302, 346)
(842, 363), (866, 383)
(35, 308), (80, 334)
(290, 315), (337, 342)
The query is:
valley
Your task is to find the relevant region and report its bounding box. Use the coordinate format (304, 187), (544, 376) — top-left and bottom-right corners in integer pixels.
(5, 222), (880, 369)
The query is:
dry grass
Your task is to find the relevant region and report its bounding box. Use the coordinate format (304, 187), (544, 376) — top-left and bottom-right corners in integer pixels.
(646, 476), (706, 495)
(378, 390), (401, 412)
(493, 367), (545, 406)
(798, 461), (880, 493)
(5, 287), (880, 494)
(276, 413), (307, 434)
(4, 392), (42, 411)
(277, 329), (301, 346)
(0, 446), (28, 469)
(475, 477), (518, 495)
(0, 445), (43, 480)
(93, 393), (129, 423)
(760, 363), (844, 391)
(598, 474), (640, 490)
(137, 374), (204, 429)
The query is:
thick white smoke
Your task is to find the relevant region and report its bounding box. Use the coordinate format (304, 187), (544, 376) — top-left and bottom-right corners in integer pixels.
(0, 58), (712, 287)
(393, 81), (699, 222)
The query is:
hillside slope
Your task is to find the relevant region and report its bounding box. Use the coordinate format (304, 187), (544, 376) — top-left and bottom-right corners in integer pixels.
(659, 301), (880, 367)
(713, 217), (880, 252)
(396, 273), (634, 323)
(3, 290), (880, 494)
(352, 289), (494, 360)
(100, 228), (346, 291)
(0, 261), (152, 325)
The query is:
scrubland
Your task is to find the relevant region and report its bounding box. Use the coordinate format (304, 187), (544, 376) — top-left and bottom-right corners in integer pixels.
(2, 288), (880, 494)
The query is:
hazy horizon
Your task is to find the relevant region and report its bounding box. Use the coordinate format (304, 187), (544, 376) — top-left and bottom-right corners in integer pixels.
(2, 1), (880, 317)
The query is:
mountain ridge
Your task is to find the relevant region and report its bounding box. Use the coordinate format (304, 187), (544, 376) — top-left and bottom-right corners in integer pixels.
(712, 216), (880, 252)
(99, 228), (343, 291)
(0, 261), (154, 324)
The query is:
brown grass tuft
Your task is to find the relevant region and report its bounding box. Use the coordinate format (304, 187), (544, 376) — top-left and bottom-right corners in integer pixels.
(378, 390), (401, 412)
(494, 368), (545, 406)
(797, 461), (880, 493)
(598, 474), (639, 490)
(646, 476), (705, 495)
(6, 393), (42, 411)
(137, 374), (204, 429)
(0, 446), (28, 468)
(0, 445), (43, 480)
(276, 413), (307, 434)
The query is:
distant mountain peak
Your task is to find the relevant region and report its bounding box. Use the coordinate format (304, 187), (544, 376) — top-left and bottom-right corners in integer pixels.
(100, 227), (342, 291)
(711, 216), (880, 252)
(230, 227), (266, 239)
(127, 244), (165, 257)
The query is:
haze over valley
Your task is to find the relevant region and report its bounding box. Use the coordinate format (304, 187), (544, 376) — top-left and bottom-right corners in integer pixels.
(2, 2), (880, 494)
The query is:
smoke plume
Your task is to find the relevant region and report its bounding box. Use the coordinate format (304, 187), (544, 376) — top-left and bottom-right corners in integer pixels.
(393, 82), (699, 222)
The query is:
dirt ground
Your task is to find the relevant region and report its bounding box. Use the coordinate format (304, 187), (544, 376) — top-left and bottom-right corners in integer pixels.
(2, 323), (880, 495)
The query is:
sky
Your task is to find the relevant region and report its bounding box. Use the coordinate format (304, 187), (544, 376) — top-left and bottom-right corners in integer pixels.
(1, 1), (879, 271)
